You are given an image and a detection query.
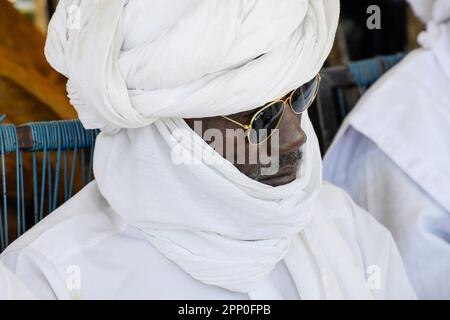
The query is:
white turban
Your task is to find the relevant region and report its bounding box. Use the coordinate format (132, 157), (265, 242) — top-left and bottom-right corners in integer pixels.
(43, 1), (361, 299)
(45, 0), (339, 132)
(407, 0), (450, 77)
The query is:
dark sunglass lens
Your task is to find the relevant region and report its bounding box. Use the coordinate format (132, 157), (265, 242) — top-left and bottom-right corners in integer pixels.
(249, 102), (284, 144)
(291, 76), (319, 114)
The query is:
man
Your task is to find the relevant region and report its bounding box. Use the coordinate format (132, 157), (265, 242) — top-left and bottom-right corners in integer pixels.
(324, 0), (450, 299)
(0, 0), (416, 299)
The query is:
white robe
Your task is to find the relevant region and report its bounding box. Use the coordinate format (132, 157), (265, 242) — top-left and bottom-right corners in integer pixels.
(324, 49), (450, 299)
(0, 181), (415, 300)
(0, 262), (36, 300)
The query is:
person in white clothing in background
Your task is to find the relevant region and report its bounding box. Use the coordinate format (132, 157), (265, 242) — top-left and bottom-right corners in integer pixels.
(0, 0), (416, 300)
(324, 0), (450, 299)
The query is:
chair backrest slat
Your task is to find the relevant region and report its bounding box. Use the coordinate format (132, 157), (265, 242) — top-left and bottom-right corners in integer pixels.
(0, 119), (99, 251)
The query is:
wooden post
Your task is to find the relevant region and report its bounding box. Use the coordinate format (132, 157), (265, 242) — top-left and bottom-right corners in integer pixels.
(34, 0), (48, 32)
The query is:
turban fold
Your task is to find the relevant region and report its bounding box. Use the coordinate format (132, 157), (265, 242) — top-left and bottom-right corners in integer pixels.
(45, 0), (339, 132)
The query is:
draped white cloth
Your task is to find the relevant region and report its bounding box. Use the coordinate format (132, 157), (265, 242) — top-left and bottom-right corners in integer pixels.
(0, 179), (415, 299)
(0, 262), (36, 300)
(0, 0), (416, 300)
(407, 0), (450, 23)
(408, 0), (450, 78)
(45, 0), (339, 132)
(93, 115), (359, 298)
(324, 0), (450, 299)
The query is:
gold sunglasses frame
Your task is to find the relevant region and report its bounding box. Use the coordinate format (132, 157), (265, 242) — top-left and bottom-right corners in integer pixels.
(222, 74), (322, 145)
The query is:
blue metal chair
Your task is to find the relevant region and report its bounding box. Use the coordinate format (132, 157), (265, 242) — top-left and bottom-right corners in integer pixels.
(310, 53), (405, 153)
(0, 117), (99, 251)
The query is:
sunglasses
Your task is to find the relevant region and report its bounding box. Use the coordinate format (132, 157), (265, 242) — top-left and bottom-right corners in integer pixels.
(222, 74), (321, 145)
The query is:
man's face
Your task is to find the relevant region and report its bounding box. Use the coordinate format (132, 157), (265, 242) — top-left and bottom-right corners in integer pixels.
(185, 105), (307, 187)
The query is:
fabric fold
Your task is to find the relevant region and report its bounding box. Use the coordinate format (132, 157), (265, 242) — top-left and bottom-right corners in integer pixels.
(45, 0), (340, 132)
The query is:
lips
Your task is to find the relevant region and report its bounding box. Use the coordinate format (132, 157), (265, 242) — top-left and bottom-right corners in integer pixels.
(257, 169), (298, 186)
(256, 154), (301, 186)
(258, 163), (299, 181)
(244, 149), (302, 186)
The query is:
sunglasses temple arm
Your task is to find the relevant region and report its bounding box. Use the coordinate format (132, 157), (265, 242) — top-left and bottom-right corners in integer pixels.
(221, 116), (251, 130)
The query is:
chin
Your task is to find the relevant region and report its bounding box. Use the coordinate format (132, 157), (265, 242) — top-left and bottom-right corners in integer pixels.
(256, 168), (299, 187)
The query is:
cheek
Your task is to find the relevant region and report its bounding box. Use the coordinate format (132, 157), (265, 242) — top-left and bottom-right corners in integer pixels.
(202, 120), (235, 158)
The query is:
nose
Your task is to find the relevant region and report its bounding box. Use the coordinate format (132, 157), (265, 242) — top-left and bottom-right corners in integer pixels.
(276, 104), (307, 154)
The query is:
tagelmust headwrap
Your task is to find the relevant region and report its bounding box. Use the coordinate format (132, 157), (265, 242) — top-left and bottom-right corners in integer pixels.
(45, 0), (339, 132)
(44, 0), (376, 299)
